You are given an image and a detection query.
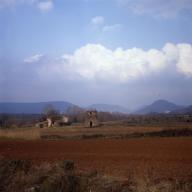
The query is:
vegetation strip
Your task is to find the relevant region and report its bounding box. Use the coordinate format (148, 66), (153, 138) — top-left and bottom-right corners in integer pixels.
(0, 159), (192, 192)
(41, 128), (192, 140)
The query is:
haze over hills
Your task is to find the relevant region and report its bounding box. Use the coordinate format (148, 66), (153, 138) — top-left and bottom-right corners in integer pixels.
(0, 102), (130, 114)
(0, 100), (191, 115)
(171, 105), (192, 114)
(88, 104), (130, 114)
(0, 101), (76, 114)
(135, 100), (185, 114)
(1, 0), (192, 120)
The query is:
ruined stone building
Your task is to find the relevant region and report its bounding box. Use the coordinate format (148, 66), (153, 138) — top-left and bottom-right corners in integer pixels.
(36, 115), (71, 128)
(85, 110), (99, 127)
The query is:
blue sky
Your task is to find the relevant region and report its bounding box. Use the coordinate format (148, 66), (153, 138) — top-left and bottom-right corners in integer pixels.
(0, 0), (192, 109)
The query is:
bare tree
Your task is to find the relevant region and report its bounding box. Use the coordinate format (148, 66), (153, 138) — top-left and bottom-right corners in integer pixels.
(43, 105), (59, 118)
(66, 106), (85, 123)
(42, 105), (60, 127)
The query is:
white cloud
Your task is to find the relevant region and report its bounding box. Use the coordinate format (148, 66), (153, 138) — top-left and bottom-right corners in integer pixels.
(118, 0), (192, 18)
(37, 0), (53, 12)
(62, 44), (166, 82)
(177, 44), (192, 76)
(91, 16), (105, 26)
(0, 0), (53, 12)
(91, 16), (122, 33)
(24, 54), (44, 63)
(102, 24), (122, 32)
(59, 43), (192, 82)
(28, 43), (192, 83)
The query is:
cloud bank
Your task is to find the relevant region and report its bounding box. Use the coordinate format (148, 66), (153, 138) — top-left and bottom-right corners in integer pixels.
(58, 43), (192, 82)
(2, 43), (192, 106)
(23, 43), (192, 83)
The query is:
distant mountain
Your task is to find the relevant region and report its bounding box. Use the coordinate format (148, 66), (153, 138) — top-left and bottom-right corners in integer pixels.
(88, 104), (129, 114)
(135, 100), (184, 114)
(0, 101), (76, 114)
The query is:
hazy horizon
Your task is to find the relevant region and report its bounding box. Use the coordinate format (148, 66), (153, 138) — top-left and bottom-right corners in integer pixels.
(1, 0), (192, 109)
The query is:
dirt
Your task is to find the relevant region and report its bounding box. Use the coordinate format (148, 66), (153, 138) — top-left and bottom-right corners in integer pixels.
(0, 137), (192, 178)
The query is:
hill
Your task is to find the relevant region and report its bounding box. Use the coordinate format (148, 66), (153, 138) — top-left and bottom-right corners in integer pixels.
(0, 101), (76, 114)
(135, 100), (184, 114)
(172, 105), (192, 114)
(88, 104), (129, 114)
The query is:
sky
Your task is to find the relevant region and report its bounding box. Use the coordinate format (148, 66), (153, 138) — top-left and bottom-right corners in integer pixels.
(0, 0), (192, 110)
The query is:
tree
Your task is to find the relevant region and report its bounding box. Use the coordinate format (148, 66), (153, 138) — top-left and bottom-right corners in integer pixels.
(42, 105), (60, 121)
(66, 106), (85, 123)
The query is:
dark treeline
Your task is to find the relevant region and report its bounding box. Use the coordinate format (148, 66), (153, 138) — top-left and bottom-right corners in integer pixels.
(124, 114), (192, 125)
(0, 114), (41, 129)
(0, 106), (192, 129)
(0, 108), (128, 129)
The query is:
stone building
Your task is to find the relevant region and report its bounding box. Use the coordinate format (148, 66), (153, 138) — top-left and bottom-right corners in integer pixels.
(85, 110), (99, 127)
(54, 115), (71, 126)
(36, 115), (71, 128)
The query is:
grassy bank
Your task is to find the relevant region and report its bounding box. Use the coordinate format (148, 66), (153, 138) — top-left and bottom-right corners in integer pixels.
(0, 128), (40, 140)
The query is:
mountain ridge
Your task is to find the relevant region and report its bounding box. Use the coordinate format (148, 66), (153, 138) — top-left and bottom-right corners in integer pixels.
(0, 100), (191, 114)
(0, 101), (76, 114)
(88, 104), (130, 114)
(171, 105), (192, 114)
(135, 100), (185, 114)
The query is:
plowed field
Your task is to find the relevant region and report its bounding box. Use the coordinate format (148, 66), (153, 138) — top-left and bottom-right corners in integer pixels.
(0, 137), (192, 178)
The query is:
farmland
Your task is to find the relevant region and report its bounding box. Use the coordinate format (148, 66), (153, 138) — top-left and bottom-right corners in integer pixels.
(0, 137), (192, 178)
(0, 121), (192, 191)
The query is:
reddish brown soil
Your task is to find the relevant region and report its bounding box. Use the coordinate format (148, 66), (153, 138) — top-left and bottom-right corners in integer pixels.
(0, 137), (192, 178)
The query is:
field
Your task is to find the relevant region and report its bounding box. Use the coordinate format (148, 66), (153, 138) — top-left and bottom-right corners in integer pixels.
(0, 121), (192, 191)
(1, 137), (192, 178)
